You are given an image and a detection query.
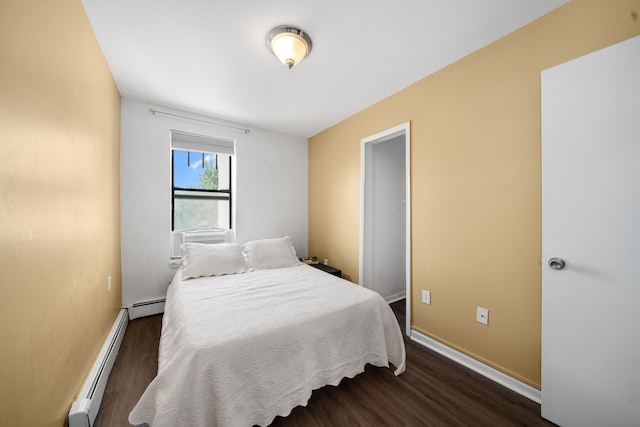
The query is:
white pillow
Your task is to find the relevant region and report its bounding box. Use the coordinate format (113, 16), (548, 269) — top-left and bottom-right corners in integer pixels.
(180, 243), (247, 279)
(242, 236), (300, 270)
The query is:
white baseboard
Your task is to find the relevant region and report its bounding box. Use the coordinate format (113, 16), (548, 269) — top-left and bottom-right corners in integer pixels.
(127, 299), (166, 320)
(410, 330), (541, 404)
(384, 291), (406, 304)
(68, 308), (128, 427)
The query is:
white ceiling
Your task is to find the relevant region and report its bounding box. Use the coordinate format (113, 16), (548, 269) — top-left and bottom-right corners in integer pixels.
(82, 0), (566, 138)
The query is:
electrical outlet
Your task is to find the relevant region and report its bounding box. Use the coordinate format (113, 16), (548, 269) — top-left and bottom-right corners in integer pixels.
(107, 276), (112, 292)
(421, 290), (431, 305)
(476, 306), (489, 325)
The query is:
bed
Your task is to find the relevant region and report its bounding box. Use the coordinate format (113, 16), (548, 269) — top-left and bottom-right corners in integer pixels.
(129, 237), (406, 427)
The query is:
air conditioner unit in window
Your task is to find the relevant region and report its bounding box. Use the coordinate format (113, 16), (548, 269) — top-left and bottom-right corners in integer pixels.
(170, 229), (234, 262)
(182, 229), (231, 245)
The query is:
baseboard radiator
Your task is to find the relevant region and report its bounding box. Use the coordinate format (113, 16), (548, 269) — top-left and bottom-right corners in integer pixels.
(128, 298), (166, 320)
(68, 308), (128, 427)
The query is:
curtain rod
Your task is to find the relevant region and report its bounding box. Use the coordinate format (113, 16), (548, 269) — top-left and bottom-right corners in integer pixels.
(149, 109), (250, 134)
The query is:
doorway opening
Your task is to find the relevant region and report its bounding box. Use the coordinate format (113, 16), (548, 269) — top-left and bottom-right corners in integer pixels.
(359, 122), (411, 335)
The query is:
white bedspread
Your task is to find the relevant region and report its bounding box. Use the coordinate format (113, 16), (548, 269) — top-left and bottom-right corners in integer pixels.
(129, 264), (406, 427)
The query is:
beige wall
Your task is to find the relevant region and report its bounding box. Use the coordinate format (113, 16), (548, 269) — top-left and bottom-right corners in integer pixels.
(309, 0), (640, 388)
(0, 1), (121, 426)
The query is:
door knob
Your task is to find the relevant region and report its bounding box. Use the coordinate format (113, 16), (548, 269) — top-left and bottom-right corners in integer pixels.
(548, 257), (566, 270)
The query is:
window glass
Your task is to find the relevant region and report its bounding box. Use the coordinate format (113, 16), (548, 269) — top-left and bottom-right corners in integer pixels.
(172, 149), (231, 231)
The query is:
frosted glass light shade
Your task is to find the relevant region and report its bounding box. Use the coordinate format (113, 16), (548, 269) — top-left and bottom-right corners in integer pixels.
(268, 26), (312, 69)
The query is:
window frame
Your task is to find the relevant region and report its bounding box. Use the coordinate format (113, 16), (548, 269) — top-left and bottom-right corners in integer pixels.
(170, 138), (234, 232)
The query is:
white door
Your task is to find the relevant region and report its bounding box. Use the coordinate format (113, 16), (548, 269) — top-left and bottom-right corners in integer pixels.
(541, 36), (640, 427)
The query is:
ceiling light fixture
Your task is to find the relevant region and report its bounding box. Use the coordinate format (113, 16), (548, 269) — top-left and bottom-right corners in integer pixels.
(267, 25), (312, 69)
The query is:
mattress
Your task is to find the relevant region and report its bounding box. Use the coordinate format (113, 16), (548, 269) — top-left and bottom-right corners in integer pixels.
(129, 264), (406, 427)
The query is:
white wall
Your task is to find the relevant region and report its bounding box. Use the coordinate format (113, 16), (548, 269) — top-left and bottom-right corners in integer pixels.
(120, 98), (308, 305)
(363, 135), (406, 300)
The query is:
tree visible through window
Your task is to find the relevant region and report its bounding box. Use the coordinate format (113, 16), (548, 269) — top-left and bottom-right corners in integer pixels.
(172, 149), (232, 231)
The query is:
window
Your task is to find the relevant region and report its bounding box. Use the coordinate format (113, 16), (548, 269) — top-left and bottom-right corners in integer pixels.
(171, 131), (234, 232)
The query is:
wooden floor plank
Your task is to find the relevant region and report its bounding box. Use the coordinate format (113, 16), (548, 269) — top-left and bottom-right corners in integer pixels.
(94, 300), (556, 426)
(94, 314), (161, 427)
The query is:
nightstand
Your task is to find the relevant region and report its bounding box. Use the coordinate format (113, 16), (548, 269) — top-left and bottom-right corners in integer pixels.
(310, 263), (341, 278)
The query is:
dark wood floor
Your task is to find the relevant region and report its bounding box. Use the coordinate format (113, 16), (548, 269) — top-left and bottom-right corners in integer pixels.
(95, 313), (162, 427)
(95, 300), (556, 426)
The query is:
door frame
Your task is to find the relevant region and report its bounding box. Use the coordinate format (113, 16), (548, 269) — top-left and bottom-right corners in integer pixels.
(359, 121), (411, 335)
